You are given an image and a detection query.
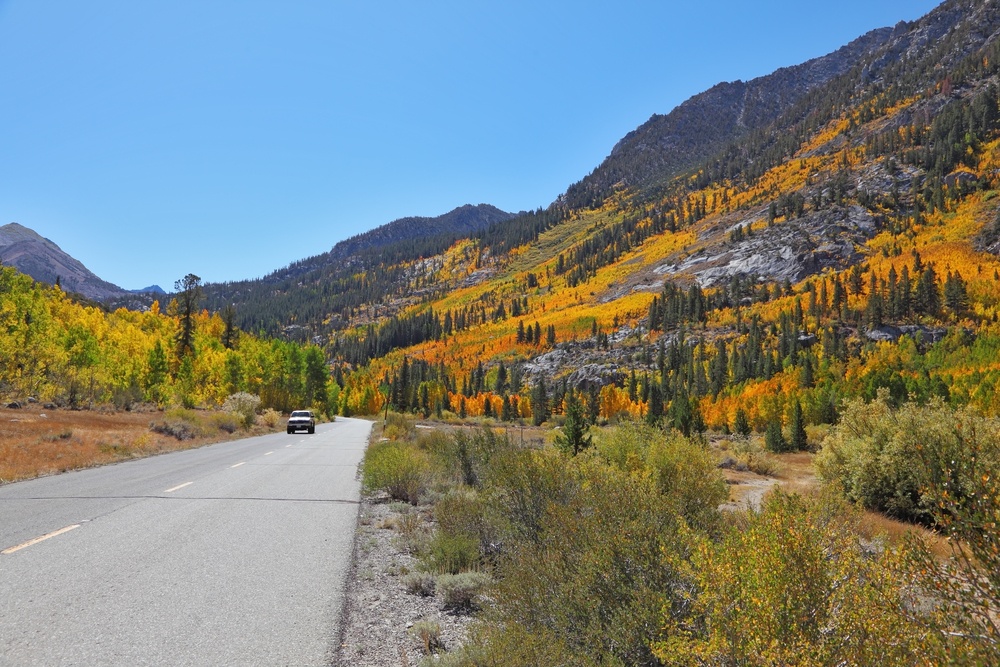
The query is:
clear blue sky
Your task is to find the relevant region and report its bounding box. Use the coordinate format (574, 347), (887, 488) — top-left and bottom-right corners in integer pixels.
(0, 1), (940, 292)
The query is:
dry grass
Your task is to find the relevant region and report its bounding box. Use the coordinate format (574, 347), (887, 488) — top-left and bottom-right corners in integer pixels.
(0, 404), (278, 484)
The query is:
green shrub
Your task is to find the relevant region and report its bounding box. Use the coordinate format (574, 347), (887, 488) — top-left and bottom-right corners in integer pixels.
(361, 440), (431, 504)
(149, 409), (203, 440)
(478, 461), (688, 666)
(403, 571), (436, 597)
(816, 392), (1000, 524)
(595, 421), (726, 532)
(655, 490), (937, 666)
(210, 411), (240, 433)
(409, 619), (443, 654)
(383, 411), (416, 441)
(424, 531), (479, 574)
(437, 571), (492, 610)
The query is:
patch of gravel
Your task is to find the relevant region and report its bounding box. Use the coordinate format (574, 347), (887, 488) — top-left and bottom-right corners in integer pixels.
(333, 497), (474, 666)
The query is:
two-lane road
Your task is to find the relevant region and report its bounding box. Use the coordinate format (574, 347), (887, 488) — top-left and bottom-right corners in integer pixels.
(0, 416), (372, 666)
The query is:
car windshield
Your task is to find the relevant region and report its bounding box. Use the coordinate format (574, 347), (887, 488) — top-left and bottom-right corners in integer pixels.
(291, 411), (311, 418)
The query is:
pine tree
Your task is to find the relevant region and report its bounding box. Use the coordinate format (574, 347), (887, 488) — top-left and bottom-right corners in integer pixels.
(790, 400), (807, 451)
(531, 378), (549, 426)
(732, 407), (751, 437)
(765, 419), (787, 453)
(555, 391), (592, 456)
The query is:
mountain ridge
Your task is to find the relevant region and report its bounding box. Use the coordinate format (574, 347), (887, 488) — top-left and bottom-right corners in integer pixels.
(0, 222), (129, 301)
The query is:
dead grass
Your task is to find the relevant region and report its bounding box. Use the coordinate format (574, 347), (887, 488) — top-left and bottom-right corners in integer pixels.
(0, 404), (279, 484)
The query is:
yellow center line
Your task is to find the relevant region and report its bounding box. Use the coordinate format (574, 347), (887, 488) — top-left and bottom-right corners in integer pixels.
(231, 462), (246, 468)
(2, 524), (81, 555)
(164, 481), (193, 493)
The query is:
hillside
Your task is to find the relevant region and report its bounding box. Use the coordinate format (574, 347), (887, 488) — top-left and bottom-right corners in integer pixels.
(310, 0), (1000, 430)
(0, 223), (129, 301)
(200, 203), (516, 337)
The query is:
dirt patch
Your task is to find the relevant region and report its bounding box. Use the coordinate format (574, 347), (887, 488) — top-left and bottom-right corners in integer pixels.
(0, 404), (280, 484)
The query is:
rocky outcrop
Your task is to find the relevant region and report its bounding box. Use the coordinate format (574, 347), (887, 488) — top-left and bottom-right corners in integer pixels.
(655, 205), (876, 288)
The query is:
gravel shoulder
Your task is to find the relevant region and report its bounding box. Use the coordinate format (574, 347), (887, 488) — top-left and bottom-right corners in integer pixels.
(334, 496), (474, 667)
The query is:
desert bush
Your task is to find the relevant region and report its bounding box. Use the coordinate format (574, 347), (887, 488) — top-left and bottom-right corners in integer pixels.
(409, 619), (443, 655)
(383, 411), (416, 441)
(403, 571), (437, 597)
(654, 490), (937, 666)
(361, 440), (431, 504)
(478, 460), (690, 666)
(209, 411), (240, 433)
(730, 435), (782, 476)
(424, 531), (479, 575)
(394, 511), (430, 554)
(149, 416), (197, 440)
(260, 408), (281, 428)
(403, 571), (436, 597)
(222, 392), (260, 429)
(595, 421), (726, 532)
(437, 571), (491, 610)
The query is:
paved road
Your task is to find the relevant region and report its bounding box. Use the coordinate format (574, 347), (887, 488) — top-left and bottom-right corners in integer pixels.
(0, 417), (372, 667)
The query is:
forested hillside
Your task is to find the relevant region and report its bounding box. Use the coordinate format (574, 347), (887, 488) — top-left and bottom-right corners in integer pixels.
(317, 0), (1000, 436)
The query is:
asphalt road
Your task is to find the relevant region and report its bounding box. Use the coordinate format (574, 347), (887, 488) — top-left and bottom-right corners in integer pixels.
(0, 416), (372, 667)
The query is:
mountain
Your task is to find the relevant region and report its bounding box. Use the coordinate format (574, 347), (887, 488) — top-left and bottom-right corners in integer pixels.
(201, 203), (516, 335)
(131, 285), (166, 295)
(563, 26), (898, 209)
(0, 223), (128, 301)
(325, 204), (516, 263)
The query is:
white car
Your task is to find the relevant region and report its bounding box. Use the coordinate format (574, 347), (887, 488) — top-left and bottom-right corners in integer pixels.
(286, 410), (316, 434)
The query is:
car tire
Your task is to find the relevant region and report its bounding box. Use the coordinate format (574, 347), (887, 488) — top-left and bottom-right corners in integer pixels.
(308, 426), (315, 434)
(287, 428), (294, 434)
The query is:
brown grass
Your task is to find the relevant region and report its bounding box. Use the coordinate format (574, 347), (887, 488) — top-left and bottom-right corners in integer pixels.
(0, 404), (278, 484)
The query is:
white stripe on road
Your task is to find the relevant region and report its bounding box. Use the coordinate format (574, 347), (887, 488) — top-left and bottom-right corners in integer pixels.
(264, 451), (273, 456)
(2, 524), (81, 555)
(231, 462), (246, 468)
(164, 482), (193, 493)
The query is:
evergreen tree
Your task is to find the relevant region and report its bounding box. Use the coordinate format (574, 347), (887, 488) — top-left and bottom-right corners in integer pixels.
(790, 400), (808, 451)
(646, 383), (663, 425)
(554, 391), (592, 456)
(494, 362), (508, 394)
(531, 378), (549, 426)
(765, 419), (787, 453)
(732, 407), (752, 437)
(173, 273), (202, 358)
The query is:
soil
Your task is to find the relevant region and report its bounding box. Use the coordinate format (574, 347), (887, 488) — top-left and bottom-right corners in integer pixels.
(0, 403), (282, 484)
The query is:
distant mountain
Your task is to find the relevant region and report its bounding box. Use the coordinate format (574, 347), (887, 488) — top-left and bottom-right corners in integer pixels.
(131, 285), (166, 295)
(326, 204), (516, 262)
(201, 203), (516, 335)
(0, 223), (128, 301)
(562, 27), (897, 208)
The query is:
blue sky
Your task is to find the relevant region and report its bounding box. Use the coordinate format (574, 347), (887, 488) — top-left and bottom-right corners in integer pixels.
(0, 1), (940, 292)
